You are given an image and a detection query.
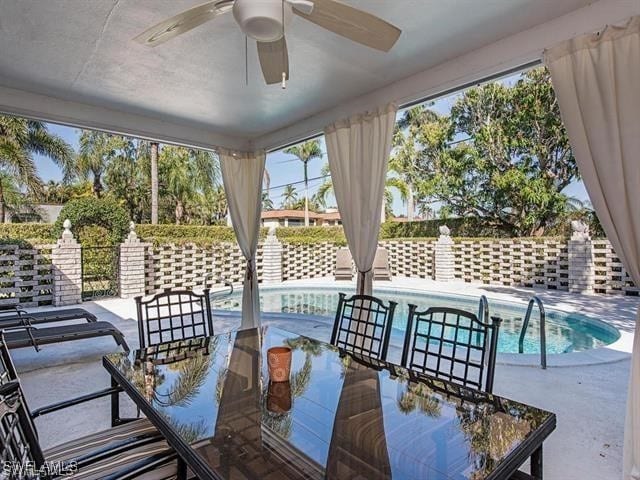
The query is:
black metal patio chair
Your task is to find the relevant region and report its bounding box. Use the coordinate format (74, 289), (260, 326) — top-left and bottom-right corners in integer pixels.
(401, 305), (502, 393)
(135, 288), (213, 349)
(330, 293), (397, 361)
(0, 334), (178, 480)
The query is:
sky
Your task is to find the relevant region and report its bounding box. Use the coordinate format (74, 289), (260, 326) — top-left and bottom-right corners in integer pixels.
(33, 71), (589, 216)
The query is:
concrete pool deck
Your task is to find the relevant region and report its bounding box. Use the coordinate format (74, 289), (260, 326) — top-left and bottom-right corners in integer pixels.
(10, 277), (639, 480)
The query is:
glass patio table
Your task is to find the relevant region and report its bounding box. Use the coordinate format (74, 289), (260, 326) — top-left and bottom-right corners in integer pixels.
(103, 326), (556, 480)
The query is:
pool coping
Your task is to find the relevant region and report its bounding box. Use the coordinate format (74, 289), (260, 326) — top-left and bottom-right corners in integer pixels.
(217, 279), (636, 368)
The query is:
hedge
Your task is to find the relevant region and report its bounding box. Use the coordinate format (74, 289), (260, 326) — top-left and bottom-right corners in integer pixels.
(137, 225), (237, 242)
(54, 198), (129, 244)
(275, 227), (346, 245)
(0, 223), (56, 243)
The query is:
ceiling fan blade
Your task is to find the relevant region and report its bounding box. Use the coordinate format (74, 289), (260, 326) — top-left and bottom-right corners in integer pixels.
(134, 1), (230, 47)
(257, 37), (290, 85)
(293, 0), (401, 52)
(287, 0), (314, 15)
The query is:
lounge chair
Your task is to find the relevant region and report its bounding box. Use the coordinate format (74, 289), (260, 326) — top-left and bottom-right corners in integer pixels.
(0, 304), (129, 352)
(335, 248), (354, 281)
(0, 334), (178, 479)
(373, 247), (392, 281)
(0, 304), (97, 328)
(2, 321), (130, 352)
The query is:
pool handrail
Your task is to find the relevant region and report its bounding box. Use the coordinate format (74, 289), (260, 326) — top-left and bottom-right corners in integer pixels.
(518, 296), (547, 369)
(204, 274), (234, 299)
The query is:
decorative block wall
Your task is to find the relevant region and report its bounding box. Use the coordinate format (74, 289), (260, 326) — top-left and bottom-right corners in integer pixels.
(592, 239), (639, 295)
(282, 242), (340, 281)
(0, 244), (54, 307)
(144, 243), (263, 294)
(380, 240), (436, 279)
(451, 239), (569, 290)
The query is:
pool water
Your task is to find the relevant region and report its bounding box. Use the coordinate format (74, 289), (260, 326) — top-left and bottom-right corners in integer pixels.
(211, 286), (620, 354)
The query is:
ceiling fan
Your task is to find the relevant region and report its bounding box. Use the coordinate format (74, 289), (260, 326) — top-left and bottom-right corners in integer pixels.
(134, 0), (401, 87)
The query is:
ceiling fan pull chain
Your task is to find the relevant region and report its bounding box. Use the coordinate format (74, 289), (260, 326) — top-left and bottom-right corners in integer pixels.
(281, 0), (287, 89)
(245, 34), (249, 86)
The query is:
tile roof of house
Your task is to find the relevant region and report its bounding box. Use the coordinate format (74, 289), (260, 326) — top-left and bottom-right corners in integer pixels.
(261, 209), (341, 221)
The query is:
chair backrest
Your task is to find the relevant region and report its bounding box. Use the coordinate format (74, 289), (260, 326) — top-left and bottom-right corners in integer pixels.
(0, 381), (45, 477)
(0, 333), (18, 386)
(135, 288), (214, 349)
(401, 306), (502, 393)
(334, 249), (353, 279)
(373, 248), (391, 281)
(330, 293), (397, 361)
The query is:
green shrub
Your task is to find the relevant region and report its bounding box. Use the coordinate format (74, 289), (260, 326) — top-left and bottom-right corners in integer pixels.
(0, 223), (56, 243)
(137, 225), (237, 242)
(54, 198), (129, 245)
(379, 218), (515, 238)
(137, 225), (268, 245)
(276, 227), (346, 244)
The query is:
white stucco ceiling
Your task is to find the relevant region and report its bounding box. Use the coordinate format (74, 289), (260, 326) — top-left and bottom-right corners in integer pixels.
(0, 0), (596, 141)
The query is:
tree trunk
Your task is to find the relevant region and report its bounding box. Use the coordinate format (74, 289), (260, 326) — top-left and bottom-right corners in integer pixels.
(93, 175), (102, 198)
(380, 197), (386, 223)
(175, 200), (184, 225)
(304, 162), (309, 227)
(150, 142), (159, 224)
(0, 181), (5, 224)
(407, 184), (415, 221)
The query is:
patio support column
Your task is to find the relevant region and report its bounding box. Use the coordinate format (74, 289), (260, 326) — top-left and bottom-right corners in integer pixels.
(52, 219), (82, 306)
(261, 227), (282, 284)
(568, 221), (594, 295)
(434, 226), (455, 282)
(119, 222), (149, 299)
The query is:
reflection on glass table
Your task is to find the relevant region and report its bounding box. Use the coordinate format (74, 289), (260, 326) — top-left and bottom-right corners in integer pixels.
(104, 326), (556, 480)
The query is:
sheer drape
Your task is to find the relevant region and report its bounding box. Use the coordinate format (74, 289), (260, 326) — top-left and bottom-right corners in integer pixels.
(324, 103), (397, 295)
(545, 16), (640, 479)
(219, 149), (266, 329)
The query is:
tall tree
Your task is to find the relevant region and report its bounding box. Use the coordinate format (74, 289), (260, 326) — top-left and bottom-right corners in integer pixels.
(280, 184), (298, 209)
(104, 140), (150, 222)
(150, 142), (159, 224)
(283, 140), (323, 226)
(159, 146), (219, 224)
(77, 131), (131, 198)
(0, 116), (73, 222)
(410, 67), (578, 236)
(391, 105), (439, 220)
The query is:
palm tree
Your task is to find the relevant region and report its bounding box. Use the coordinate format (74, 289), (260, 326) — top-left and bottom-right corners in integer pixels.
(391, 105), (440, 221)
(317, 162), (408, 222)
(150, 142), (159, 224)
(0, 116), (73, 222)
(262, 191), (274, 211)
(77, 131), (132, 197)
(283, 140), (323, 226)
(159, 146), (220, 224)
(280, 184), (298, 209)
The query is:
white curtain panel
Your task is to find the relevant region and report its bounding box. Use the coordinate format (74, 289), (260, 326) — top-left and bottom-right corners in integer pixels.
(324, 103), (398, 295)
(219, 149), (266, 329)
(544, 16), (640, 480)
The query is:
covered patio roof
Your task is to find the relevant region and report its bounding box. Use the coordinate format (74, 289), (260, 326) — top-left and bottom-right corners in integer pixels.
(0, 0), (637, 151)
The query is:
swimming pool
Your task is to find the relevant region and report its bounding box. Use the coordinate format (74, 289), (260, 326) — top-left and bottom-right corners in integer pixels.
(211, 286), (620, 354)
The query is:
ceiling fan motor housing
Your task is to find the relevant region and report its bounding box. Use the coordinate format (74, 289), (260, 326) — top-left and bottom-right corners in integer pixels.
(233, 0), (294, 42)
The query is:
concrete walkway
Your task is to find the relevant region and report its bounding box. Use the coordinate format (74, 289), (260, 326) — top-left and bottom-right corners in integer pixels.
(12, 279), (638, 480)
